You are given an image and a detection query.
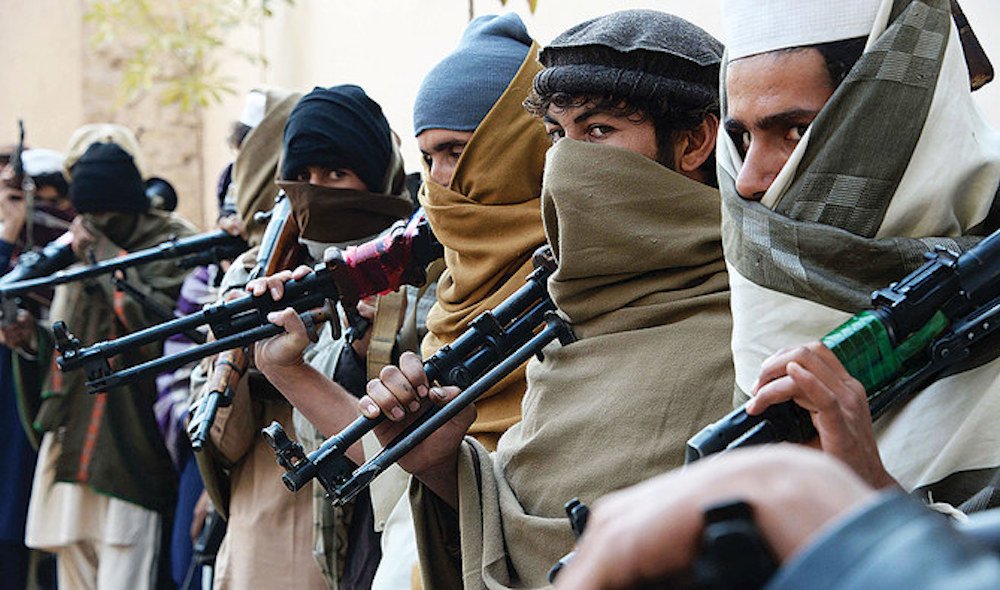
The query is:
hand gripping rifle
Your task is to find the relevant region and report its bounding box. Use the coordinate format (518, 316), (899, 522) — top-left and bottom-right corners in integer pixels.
(56, 207), (445, 394)
(188, 193), (306, 451)
(262, 246), (577, 507)
(686, 228), (1000, 462)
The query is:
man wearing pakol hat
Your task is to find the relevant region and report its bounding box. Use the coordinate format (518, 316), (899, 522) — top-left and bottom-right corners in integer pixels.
(194, 84), (413, 590)
(0, 147), (73, 590)
(22, 125), (200, 590)
(362, 10), (734, 588)
(716, 0), (1000, 510)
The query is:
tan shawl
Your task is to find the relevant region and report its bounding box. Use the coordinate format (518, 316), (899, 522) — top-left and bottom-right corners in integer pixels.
(233, 88), (302, 246)
(419, 43), (549, 449)
(414, 140), (734, 588)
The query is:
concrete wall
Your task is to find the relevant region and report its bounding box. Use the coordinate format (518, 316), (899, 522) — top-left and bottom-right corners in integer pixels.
(2, 0), (998, 229)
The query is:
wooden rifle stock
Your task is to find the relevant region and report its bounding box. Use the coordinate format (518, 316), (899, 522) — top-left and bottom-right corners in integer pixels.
(190, 194), (306, 451)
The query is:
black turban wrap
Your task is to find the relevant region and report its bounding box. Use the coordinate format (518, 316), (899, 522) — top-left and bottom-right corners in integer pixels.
(69, 142), (148, 214)
(281, 85), (393, 193)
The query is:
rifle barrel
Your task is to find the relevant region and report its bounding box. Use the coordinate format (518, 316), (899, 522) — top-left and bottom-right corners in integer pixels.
(0, 231), (246, 296)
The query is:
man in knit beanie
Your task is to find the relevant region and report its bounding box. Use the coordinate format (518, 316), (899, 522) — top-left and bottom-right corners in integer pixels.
(345, 11), (551, 589)
(363, 10), (734, 589)
(193, 84), (413, 590)
(22, 128), (199, 590)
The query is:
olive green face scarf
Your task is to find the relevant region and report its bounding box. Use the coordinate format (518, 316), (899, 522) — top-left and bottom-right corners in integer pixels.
(542, 139), (731, 338)
(413, 139), (734, 589)
(719, 0), (1000, 507)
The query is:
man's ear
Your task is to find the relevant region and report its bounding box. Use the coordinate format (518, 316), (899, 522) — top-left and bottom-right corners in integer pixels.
(675, 114), (719, 175)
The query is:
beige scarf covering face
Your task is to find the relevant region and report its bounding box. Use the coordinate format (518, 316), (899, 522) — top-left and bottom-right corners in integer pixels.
(720, 0), (1000, 507)
(413, 140), (734, 589)
(419, 43), (550, 449)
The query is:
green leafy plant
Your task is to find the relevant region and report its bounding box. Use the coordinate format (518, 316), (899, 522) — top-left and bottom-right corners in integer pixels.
(86, 0), (291, 111)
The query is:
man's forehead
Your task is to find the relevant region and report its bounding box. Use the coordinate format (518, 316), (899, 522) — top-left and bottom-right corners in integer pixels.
(416, 129), (473, 153)
(725, 50), (832, 121)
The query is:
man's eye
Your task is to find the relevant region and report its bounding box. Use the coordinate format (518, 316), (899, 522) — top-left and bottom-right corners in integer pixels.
(727, 130), (751, 157)
(546, 128), (565, 144)
(294, 171), (310, 182)
(330, 169), (348, 180)
(787, 126), (808, 142)
(589, 125), (613, 139)
(449, 149), (464, 161)
(422, 154), (433, 168)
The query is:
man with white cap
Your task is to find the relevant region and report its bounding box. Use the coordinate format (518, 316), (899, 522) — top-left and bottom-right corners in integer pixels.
(717, 0), (1000, 506)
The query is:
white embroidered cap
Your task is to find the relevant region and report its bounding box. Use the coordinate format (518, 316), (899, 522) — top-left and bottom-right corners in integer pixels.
(722, 0), (881, 60)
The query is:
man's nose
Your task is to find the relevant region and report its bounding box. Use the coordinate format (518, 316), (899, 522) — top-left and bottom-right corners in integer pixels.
(734, 142), (783, 201)
(429, 161), (450, 187)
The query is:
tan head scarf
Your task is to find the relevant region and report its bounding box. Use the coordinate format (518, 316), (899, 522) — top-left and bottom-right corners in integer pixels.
(63, 124), (145, 180)
(232, 88), (302, 246)
(418, 43), (549, 448)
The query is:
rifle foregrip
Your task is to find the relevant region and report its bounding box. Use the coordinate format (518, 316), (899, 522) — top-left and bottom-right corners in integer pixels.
(686, 401), (814, 463)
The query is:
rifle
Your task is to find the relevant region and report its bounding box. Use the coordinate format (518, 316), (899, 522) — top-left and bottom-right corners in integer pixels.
(686, 228), (1000, 462)
(56, 207), (444, 393)
(188, 193), (305, 451)
(180, 509), (227, 590)
(262, 247), (576, 507)
(0, 229), (247, 299)
(0, 231), (75, 325)
(7, 120), (36, 251)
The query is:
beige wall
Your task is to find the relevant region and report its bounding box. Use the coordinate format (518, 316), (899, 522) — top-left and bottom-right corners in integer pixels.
(2, 1), (999, 229)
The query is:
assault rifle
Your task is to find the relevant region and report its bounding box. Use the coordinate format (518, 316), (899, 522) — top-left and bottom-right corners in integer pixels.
(188, 193), (306, 451)
(0, 229), (245, 329)
(56, 207), (444, 393)
(686, 228), (1000, 462)
(262, 246), (576, 506)
(0, 229), (247, 298)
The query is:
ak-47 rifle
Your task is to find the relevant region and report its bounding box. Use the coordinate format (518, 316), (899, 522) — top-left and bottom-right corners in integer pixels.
(56, 207), (445, 394)
(0, 231), (75, 325)
(686, 228), (1000, 462)
(261, 246), (576, 506)
(188, 193), (307, 451)
(0, 229), (247, 298)
(0, 229), (247, 328)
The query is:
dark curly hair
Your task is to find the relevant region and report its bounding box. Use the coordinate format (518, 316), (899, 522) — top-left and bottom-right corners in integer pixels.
(523, 75), (719, 186)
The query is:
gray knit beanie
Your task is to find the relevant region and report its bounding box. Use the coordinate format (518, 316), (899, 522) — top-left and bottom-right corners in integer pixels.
(534, 10), (723, 110)
(413, 12), (532, 136)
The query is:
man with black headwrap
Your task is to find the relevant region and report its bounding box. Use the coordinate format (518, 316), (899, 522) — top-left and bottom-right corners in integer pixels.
(23, 126), (199, 590)
(362, 10), (735, 589)
(199, 84), (412, 590)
